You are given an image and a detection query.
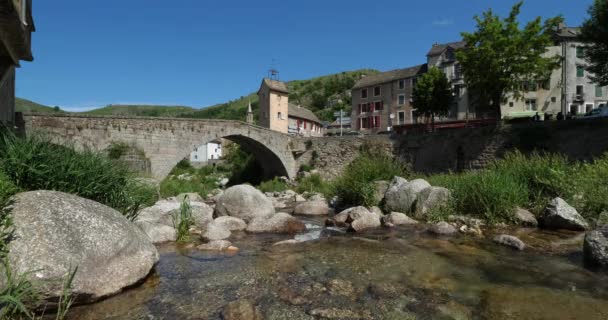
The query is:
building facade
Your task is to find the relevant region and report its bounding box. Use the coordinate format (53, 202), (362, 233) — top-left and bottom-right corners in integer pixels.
(258, 78), (323, 137)
(350, 65), (427, 134)
(190, 140), (222, 165)
(0, 0), (35, 125)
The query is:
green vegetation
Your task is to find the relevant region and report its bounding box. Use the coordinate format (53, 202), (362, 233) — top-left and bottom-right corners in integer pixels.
(427, 151), (608, 224)
(332, 145), (409, 207)
(412, 67), (453, 129)
(183, 94), (259, 122)
(15, 98), (63, 113)
(0, 259), (37, 319)
(54, 267), (77, 320)
(106, 141), (131, 160)
(173, 198), (193, 243)
(457, 1), (563, 116)
(257, 177), (288, 194)
(580, 0), (608, 86)
(0, 133), (157, 221)
(296, 174), (333, 196)
(85, 104), (196, 117)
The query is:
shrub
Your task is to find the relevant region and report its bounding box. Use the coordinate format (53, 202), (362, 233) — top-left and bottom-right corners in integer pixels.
(296, 174), (333, 196)
(0, 133), (157, 220)
(175, 158), (192, 170)
(570, 154), (608, 220)
(300, 164), (313, 173)
(332, 151), (408, 207)
(173, 197), (193, 242)
(258, 177), (288, 193)
(106, 141), (131, 160)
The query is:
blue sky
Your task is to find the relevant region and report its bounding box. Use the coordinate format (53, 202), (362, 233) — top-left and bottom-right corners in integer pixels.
(17, 0), (592, 111)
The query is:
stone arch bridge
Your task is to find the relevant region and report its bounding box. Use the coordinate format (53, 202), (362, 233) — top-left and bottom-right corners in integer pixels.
(21, 113), (303, 180)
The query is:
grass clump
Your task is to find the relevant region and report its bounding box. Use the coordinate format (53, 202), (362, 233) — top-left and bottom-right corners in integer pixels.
(332, 149), (408, 207)
(296, 174), (333, 196)
(173, 197), (193, 242)
(106, 141), (131, 160)
(258, 177), (288, 193)
(0, 133), (157, 220)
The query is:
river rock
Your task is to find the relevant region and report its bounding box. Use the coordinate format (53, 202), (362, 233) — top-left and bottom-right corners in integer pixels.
(294, 200), (329, 216)
(493, 234), (526, 250)
(197, 240), (233, 251)
(213, 216), (247, 231)
(384, 178), (431, 213)
(5, 191), (159, 305)
(137, 199), (214, 229)
(222, 299), (263, 320)
(334, 206), (381, 232)
(202, 221), (231, 241)
(542, 197), (589, 231)
(583, 227), (608, 269)
(214, 184), (275, 222)
(429, 221), (457, 235)
(382, 212), (418, 227)
(135, 220), (177, 244)
(294, 194), (306, 202)
(414, 186), (451, 218)
(514, 207), (538, 227)
(246, 212), (306, 234)
(172, 192), (204, 203)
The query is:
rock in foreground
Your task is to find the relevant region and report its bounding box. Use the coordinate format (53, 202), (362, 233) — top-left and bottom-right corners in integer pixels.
(542, 197), (588, 231)
(246, 212), (306, 234)
(493, 234), (526, 251)
(334, 207), (381, 232)
(6, 191), (159, 305)
(384, 178), (430, 213)
(293, 200), (329, 216)
(583, 227), (608, 270)
(214, 185), (274, 221)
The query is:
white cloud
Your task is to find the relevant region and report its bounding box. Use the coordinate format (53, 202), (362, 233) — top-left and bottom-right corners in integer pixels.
(432, 18), (454, 26)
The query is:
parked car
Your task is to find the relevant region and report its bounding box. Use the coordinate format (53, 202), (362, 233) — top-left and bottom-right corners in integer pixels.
(584, 106), (608, 119)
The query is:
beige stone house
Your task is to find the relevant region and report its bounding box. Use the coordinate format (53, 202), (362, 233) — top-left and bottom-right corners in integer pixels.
(0, 0), (35, 125)
(257, 78), (323, 137)
(350, 65), (427, 134)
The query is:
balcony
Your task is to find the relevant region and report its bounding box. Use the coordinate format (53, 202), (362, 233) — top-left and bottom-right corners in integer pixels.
(572, 93), (585, 101)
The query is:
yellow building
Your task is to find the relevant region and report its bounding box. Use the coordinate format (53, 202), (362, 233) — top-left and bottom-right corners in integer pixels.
(257, 78), (289, 134)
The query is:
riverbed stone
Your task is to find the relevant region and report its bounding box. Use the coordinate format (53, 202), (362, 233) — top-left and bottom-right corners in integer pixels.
(542, 197), (589, 231)
(334, 206), (381, 232)
(583, 227), (608, 269)
(213, 216), (247, 231)
(135, 220), (177, 244)
(214, 184), (275, 222)
(384, 178), (431, 213)
(222, 300), (263, 320)
(5, 191), (159, 305)
(382, 212), (418, 227)
(246, 212), (306, 234)
(172, 192), (204, 203)
(414, 186), (451, 218)
(197, 240), (233, 251)
(294, 200), (329, 216)
(137, 199), (214, 229)
(202, 221), (231, 241)
(429, 221), (457, 235)
(373, 180), (390, 205)
(493, 234), (526, 250)
(514, 207), (538, 227)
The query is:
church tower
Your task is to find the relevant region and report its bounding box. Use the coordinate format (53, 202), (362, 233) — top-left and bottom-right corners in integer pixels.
(257, 77), (289, 134)
(246, 99), (254, 124)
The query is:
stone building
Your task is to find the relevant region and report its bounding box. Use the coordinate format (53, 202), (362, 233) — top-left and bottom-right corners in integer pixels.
(350, 64), (427, 134)
(189, 139), (222, 166)
(0, 0), (35, 125)
(257, 78), (323, 137)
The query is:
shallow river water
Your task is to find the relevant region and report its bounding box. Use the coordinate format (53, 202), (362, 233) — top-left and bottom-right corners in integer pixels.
(67, 218), (608, 320)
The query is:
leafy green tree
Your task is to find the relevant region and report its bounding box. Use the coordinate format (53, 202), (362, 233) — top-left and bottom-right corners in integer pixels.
(580, 0), (608, 86)
(456, 1), (563, 117)
(412, 67), (453, 130)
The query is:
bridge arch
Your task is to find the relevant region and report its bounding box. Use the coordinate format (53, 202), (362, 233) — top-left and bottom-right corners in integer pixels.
(22, 114), (298, 180)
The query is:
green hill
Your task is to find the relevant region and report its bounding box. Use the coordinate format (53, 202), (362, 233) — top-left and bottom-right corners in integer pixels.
(16, 98), (63, 113)
(85, 104), (196, 117)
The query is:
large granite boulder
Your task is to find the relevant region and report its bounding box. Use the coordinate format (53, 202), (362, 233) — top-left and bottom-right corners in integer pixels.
(202, 221), (232, 241)
(213, 216), (247, 231)
(513, 207), (538, 227)
(334, 206), (381, 232)
(382, 212), (418, 227)
(384, 178), (430, 213)
(583, 227), (608, 269)
(135, 220), (176, 244)
(294, 200), (329, 216)
(5, 191), (158, 305)
(137, 199), (213, 229)
(214, 185), (275, 221)
(541, 198), (589, 231)
(246, 212), (306, 234)
(414, 186), (451, 218)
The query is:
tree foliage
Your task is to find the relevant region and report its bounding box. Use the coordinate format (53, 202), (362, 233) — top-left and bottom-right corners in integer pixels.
(412, 67), (453, 126)
(580, 0), (608, 86)
(456, 1), (563, 117)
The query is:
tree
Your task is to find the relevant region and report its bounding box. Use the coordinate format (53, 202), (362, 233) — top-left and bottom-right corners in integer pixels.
(412, 67), (453, 131)
(456, 1), (563, 118)
(580, 0), (608, 86)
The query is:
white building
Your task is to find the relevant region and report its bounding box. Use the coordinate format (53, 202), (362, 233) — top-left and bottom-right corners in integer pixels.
(190, 140), (222, 165)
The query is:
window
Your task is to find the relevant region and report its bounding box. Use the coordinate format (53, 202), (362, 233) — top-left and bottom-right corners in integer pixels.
(576, 46), (585, 59)
(454, 64), (462, 79)
(361, 88), (368, 99)
(525, 99), (537, 111)
(597, 86), (604, 97)
(277, 112), (282, 119)
(539, 79), (551, 90)
(398, 80), (405, 90)
(523, 81), (537, 92)
(374, 86), (381, 96)
(509, 102), (514, 107)
(194, 155), (198, 160)
(586, 104), (594, 113)
(375, 101), (384, 111)
(454, 85), (462, 98)
(577, 85), (584, 95)
(398, 94), (406, 105)
(551, 97), (557, 103)
(398, 111), (405, 125)
(577, 66), (585, 77)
